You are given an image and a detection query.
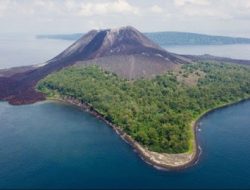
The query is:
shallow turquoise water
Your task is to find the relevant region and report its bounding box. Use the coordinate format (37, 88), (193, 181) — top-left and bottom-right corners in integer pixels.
(0, 100), (250, 189)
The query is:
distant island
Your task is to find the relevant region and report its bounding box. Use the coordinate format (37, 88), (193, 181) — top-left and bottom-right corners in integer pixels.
(1, 26), (250, 169)
(37, 31), (250, 46)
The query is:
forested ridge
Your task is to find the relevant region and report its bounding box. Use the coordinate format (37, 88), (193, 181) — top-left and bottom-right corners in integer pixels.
(37, 62), (250, 153)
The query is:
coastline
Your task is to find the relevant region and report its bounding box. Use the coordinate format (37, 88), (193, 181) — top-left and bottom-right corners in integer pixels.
(49, 96), (198, 170)
(47, 96), (249, 170)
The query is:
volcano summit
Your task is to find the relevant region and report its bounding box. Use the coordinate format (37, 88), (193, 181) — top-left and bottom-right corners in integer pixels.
(0, 26), (190, 105)
(1, 26), (250, 170)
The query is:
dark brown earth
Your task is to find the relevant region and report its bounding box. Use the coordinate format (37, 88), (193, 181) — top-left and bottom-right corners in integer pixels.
(1, 26), (250, 105)
(0, 26), (190, 105)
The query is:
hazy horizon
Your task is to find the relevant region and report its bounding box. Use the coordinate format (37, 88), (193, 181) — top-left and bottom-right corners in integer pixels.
(0, 0), (250, 38)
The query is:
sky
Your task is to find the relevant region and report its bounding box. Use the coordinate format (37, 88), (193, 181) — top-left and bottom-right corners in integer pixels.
(0, 0), (250, 37)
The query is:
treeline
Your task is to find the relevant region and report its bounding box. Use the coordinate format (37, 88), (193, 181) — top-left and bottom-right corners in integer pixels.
(37, 62), (250, 153)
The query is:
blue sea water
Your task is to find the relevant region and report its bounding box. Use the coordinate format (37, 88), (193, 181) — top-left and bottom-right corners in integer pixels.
(0, 100), (250, 189)
(1, 35), (250, 69)
(0, 35), (72, 69)
(164, 44), (250, 60)
(0, 36), (250, 189)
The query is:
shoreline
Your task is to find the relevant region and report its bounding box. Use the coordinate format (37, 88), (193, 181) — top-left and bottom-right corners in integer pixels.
(47, 96), (249, 170)
(49, 96), (198, 170)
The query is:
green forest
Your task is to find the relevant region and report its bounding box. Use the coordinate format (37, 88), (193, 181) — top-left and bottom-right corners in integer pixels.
(37, 62), (250, 154)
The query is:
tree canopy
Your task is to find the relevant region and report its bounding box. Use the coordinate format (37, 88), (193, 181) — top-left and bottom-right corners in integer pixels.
(37, 62), (250, 153)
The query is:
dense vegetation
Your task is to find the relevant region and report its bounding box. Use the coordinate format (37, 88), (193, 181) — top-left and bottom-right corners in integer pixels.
(37, 62), (250, 153)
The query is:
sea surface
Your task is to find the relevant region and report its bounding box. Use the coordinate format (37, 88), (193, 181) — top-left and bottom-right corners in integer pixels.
(0, 36), (250, 189)
(0, 100), (250, 189)
(164, 44), (250, 60)
(1, 35), (250, 69)
(0, 35), (72, 69)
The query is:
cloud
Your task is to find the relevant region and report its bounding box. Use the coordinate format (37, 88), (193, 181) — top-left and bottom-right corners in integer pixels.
(0, 0), (250, 37)
(0, 0), (11, 17)
(172, 0), (233, 19)
(174, 0), (210, 7)
(151, 5), (163, 13)
(1, 0), (249, 21)
(78, 0), (139, 16)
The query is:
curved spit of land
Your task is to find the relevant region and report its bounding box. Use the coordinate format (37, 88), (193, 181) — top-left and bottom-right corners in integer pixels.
(50, 96), (249, 170)
(0, 26), (250, 170)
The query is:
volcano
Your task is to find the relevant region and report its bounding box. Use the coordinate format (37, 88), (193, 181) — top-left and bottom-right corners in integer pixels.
(0, 26), (190, 105)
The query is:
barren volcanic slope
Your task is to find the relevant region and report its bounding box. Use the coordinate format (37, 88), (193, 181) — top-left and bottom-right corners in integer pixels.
(0, 26), (190, 105)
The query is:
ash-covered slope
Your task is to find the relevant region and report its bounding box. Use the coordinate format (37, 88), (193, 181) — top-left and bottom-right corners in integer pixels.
(51, 26), (188, 65)
(0, 26), (190, 105)
(64, 26), (190, 79)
